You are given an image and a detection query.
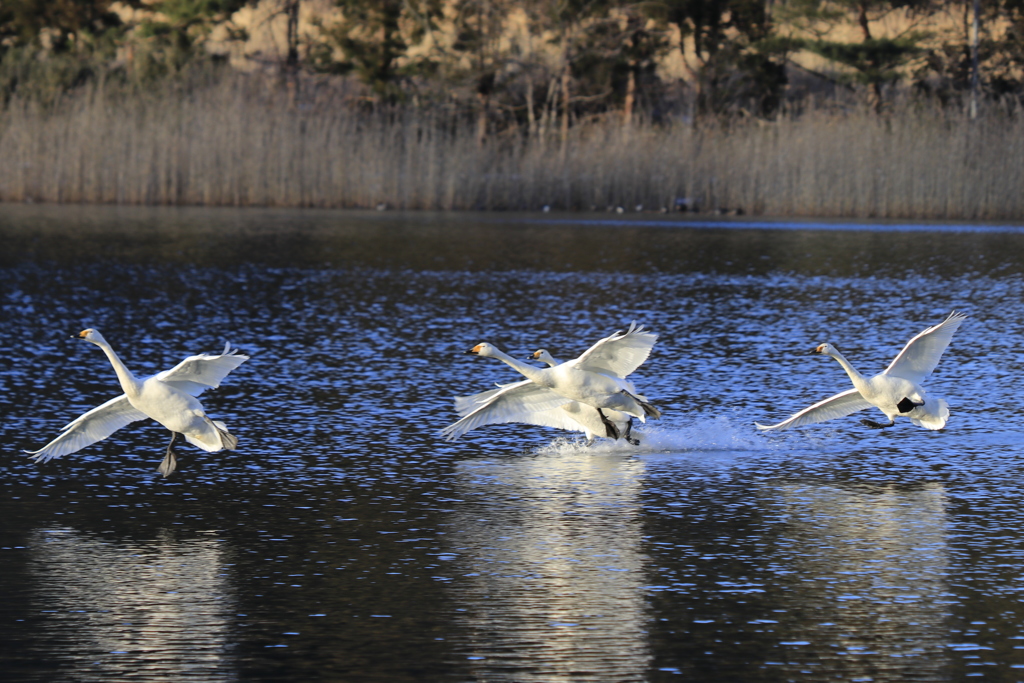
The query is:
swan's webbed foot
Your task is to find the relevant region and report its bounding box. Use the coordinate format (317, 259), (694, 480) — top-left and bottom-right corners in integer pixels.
(624, 418), (640, 446)
(158, 451), (178, 478)
(598, 409), (621, 439)
(860, 418), (895, 429)
(159, 432), (179, 478)
(897, 397), (925, 414)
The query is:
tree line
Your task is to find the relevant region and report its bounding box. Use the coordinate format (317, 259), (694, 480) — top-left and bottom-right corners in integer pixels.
(2, 0), (1024, 127)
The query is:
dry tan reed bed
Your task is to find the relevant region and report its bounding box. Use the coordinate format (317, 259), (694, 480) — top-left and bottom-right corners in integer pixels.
(1, 83), (1022, 219)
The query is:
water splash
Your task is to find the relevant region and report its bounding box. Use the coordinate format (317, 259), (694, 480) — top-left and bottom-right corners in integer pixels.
(533, 416), (767, 456)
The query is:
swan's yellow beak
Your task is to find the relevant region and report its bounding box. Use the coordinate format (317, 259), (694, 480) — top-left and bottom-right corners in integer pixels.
(810, 344), (825, 354)
(73, 330), (89, 339)
(466, 344), (483, 355)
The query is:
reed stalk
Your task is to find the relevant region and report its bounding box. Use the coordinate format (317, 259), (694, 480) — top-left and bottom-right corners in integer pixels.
(1, 76), (1021, 219)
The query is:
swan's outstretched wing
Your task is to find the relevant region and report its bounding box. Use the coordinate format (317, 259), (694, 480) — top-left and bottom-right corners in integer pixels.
(756, 388), (872, 431)
(443, 382), (573, 441)
(884, 311), (966, 384)
(155, 343), (249, 396)
(454, 383), (514, 417)
(573, 322), (657, 378)
(25, 395), (148, 462)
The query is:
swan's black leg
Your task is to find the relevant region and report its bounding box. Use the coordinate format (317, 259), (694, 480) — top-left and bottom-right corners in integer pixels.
(897, 397), (925, 413)
(158, 432), (179, 478)
(860, 418), (895, 429)
(624, 418), (640, 446)
(598, 409), (621, 439)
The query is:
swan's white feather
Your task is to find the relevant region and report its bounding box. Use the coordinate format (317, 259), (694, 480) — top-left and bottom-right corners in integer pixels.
(756, 388), (872, 431)
(572, 321), (657, 379)
(443, 381), (573, 441)
(25, 395), (148, 462)
(884, 311), (966, 384)
(154, 343), (249, 396)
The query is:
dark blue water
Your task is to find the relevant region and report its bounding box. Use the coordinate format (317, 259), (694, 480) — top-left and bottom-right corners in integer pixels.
(3, 205), (1024, 681)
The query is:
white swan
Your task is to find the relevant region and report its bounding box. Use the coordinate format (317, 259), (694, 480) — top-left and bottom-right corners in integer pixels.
(457, 322), (661, 440)
(443, 349), (637, 444)
(756, 311), (966, 432)
(26, 329), (248, 477)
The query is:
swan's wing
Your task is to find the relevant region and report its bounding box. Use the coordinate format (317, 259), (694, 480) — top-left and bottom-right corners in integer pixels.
(884, 311), (966, 384)
(573, 321), (657, 378)
(454, 382), (523, 418)
(442, 382), (573, 441)
(24, 395), (148, 462)
(755, 388), (873, 431)
(155, 342), (249, 396)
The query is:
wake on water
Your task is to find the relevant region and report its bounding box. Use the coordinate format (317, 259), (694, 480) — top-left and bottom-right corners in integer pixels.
(532, 416), (774, 456)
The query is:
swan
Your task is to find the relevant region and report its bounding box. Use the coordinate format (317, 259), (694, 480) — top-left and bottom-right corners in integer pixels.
(756, 311), (966, 432)
(459, 322), (661, 440)
(26, 329), (248, 477)
(442, 349), (638, 444)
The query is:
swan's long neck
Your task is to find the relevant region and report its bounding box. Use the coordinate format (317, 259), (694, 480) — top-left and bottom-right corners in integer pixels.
(487, 347), (549, 385)
(95, 340), (142, 398)
(826, 348), (868, 389)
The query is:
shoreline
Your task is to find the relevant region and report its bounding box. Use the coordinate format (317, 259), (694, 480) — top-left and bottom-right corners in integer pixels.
(4, 201), (1024, 233)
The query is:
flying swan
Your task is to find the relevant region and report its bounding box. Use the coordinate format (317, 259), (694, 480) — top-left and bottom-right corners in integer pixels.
(442, 349), (637, 444)
(449, 322), (661, 441)
(26, 329), (248, 477)
(756, 311), (966, 432)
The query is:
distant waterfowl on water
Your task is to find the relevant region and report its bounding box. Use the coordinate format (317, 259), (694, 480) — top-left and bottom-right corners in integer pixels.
(757, 311), (966, 432)
(443, 348), (637, 445)
(446, 322), (660, 442)
(26, 329), (248, 477)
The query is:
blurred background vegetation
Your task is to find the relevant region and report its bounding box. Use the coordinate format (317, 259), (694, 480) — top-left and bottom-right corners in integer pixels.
(1, 0), (1023, 216)
(5, 0), (1024, 118)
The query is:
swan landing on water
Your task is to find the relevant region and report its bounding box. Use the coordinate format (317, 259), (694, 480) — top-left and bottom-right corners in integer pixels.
(442, 322), (660, 444)
(756, 311), (966, 432)
(25, 329), (248, 477)
(443, 348), (639, 445)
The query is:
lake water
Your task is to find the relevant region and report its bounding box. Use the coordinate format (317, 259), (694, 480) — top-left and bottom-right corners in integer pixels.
(3, 205), (1024, 681)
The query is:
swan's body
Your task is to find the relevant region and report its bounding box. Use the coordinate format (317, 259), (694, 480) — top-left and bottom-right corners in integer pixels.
(443, 349), (637, 444)
(26, 329), (248, 476)
(757, 311), (966, 432)
(448, 322), (660, 442)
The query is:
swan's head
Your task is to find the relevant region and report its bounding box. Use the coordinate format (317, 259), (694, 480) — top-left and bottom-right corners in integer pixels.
(813, 343), (835, 356)
(467, 343), (497, 357)
(528, 349), (557, 367)
(74, 328), (107, 346)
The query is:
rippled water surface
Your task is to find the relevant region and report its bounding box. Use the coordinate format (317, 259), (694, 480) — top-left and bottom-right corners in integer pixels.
(4, 205), (1024, 681)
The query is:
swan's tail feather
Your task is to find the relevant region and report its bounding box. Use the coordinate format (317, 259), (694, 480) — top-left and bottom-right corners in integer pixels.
(183, 419), (238, 452)
(908, 398), (949, 430)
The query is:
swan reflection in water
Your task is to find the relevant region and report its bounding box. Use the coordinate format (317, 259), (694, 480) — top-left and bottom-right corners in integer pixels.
(768, 480), (951, 678)
(26, 527), (233, 678)
(445, 449), (651, 681)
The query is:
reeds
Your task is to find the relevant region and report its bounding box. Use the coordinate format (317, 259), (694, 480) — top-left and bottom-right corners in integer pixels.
(1, 75), (1022, 219)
